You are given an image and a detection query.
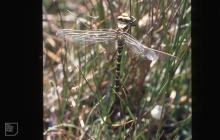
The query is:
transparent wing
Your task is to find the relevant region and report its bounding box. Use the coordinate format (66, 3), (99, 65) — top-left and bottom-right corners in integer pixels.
(123, 33), (176, 61)
(123, 33), (158, 61)
(56, 29), (117, 44)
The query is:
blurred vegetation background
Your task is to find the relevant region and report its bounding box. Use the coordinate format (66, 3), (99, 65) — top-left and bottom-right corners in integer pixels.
(43, 0), (191, 139)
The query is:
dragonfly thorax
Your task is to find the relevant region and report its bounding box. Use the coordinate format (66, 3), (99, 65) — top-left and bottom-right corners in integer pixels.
(117, 13), (136, 32)
(117, 35), (125, 46)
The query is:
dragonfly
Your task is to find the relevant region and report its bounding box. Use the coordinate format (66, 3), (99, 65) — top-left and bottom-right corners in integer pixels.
(56, 13), (176, 96)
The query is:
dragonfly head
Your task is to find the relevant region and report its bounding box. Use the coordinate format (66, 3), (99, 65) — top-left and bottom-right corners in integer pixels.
(117, 13), (136, 32)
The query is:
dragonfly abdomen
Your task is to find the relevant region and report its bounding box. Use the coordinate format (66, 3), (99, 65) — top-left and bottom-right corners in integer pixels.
(114, 37), (125, 94)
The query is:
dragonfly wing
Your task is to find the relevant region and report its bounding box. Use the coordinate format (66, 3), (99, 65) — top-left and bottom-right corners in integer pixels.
(123, 33), (177, 61)
(56, 29), (117, 44)
(123, 33), (159, 61)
